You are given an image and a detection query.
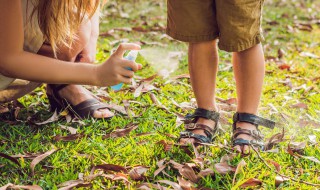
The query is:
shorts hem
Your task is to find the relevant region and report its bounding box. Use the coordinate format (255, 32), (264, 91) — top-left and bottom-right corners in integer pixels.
(219, 34), (264, 52)
(166, 29), (219, 43)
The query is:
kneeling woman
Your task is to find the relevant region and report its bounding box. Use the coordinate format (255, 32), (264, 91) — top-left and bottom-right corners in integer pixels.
(0, 0), (141, 119)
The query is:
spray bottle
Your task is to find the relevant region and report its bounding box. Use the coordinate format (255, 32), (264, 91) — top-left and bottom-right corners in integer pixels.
(111, 50), (139, 91)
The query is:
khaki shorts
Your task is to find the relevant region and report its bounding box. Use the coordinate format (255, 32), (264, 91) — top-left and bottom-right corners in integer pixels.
(167, 0), (264, 52)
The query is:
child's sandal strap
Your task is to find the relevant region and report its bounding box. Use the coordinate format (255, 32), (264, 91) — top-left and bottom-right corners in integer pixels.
(185, 108), (220, 124)
(233, 138), (264, 148)
(179, 131), (212, 144)
(232, 128), (263, 140)
(233, 112), (275, 129)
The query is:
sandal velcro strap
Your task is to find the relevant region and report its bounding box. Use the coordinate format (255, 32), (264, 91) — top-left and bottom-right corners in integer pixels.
(185, 108), (220, 123)
(233, 138), (264, 148)
(179, 131), (212, 144)
(233, 112), (275, 129)
(184, 123), (216, 140)
(232, 128), (263, 140)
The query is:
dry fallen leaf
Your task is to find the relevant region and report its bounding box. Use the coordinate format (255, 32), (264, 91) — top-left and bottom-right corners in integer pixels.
(239, 178), (262, 188)
(267, 160), (281, 172)
(53, 133), (85, 142)
(156, 140), (173, 152)
(103, 123), (138, 139)
(264, 128), (285, 151)
(30, 148), (58, 176)
(0, 152), (20, 166)
(232, 159), (247, 185)
(59, 125), (77, 135)
(291, 102), (308, 109)
(214, 162), (236, 175)
(35, 111), (59, 125)
(275, 175), (290, 187)
(57, 180), (91, 190)
(178, 165), (198, 183)
(129, 166), (149, 181)
(177, 176), (196, 190)
(0, 183), (42, 190)
(90, 164), (128, 175)
(157, 180), (182, 190)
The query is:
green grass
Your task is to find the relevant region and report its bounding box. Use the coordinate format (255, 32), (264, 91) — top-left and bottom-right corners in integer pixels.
(1, 0), (320, 189)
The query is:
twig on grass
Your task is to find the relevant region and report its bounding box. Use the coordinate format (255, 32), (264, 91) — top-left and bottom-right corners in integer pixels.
(250, 145), (320, 187)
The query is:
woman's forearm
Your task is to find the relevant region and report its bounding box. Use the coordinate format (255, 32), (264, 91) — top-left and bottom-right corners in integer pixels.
(0, 51), (98, 85)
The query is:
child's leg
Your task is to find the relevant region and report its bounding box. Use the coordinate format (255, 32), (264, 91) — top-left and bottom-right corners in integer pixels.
(232, 44), (265, 154)
(180, 40), (219, 144)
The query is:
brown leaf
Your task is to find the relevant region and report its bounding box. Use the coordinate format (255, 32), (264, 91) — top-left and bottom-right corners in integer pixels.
(57, 180), (91, 190)
(136, 183), (164, 190)
(300, 156), (320, 164)
(53, 133), (85, 142)
(299, 119), (320, 128)
(59, 125), (77, 135)
(35, 111), (59, 125)
(103, 123), (138, 139)
(239, 178), (262, 188)
(214, 162), (236, 175)
(291, 102), (308, 109)
(140, 74), (158, 83)
(171, 74), (190, 80)
(264, 128), (285, 151)
(0, 152), (20, 166)
(0, 183), (43, 190)
(157, 180), (182, 190)
(129, 166), (149, 181)
(179, 165), (198, 183)
(177, 176), (196, 190)
(105, 104), (127, 115)
(30, 148), (58, 176)
(232, 159), (247, 185)
(289, 141), (306, 154)
(275, 175), (289, 187)
(278, 49), (286, 59)
(220, 153), (237, 163)
(266, 160), (281, 172)
(154, 159), (167, 177)
(278, 63), (291, 70)
(0, 105), (9, 114)
(197, 168), (215, 179)
(169, 160), (184, 170)
(90, 164), (128, 175)
(156, 140), (173, 152)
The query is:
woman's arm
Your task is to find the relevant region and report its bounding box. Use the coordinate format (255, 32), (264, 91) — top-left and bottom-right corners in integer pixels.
(0, 0), (141, 86)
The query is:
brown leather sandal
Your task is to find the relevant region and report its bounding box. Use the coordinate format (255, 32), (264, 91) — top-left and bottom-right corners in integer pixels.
(178, 108), (220, 145)
(46, 84), (114, 119)
(232, 112), (275, 151)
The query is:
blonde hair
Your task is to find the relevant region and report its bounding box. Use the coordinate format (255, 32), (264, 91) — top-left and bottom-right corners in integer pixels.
(30, 0), (101, 57)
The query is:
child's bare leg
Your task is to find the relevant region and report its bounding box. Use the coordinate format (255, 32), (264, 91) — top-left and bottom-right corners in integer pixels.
(180, 40), (219, 144)
(232, 44), (265, 153)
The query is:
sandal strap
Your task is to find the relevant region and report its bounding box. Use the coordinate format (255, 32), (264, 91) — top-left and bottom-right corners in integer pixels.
(233, 138), (264, 149)
(47, 84), (69, 100)
(71, 99), (110, 119)
(233, 112), (275, 129)
(185, 123), (216, 139)
(185, 108), (220, 124)
(232, 128), (263, 140)
(179, 131), (212, 144)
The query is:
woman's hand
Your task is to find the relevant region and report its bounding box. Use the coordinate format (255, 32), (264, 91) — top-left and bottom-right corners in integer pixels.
(94, 43), (142, 86)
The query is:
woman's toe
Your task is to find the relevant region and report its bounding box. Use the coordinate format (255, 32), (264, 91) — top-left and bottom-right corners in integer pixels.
(93, 109), (114, 118)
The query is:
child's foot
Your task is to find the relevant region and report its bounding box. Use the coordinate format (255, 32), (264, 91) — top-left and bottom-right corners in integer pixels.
(179, 117), (217, 144)
(233, 122), (258, 154)
(232, 112), (275, 155)
(179, 108), (220, 145)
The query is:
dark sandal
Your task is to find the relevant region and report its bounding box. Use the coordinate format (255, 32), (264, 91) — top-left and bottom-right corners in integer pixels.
(46, 84), (114, 119)
(232, 112), (275, 151)
(178, 108), (220, 144)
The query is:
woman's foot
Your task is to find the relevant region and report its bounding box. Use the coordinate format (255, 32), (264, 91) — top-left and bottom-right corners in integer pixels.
(47, 84), (114, 118)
